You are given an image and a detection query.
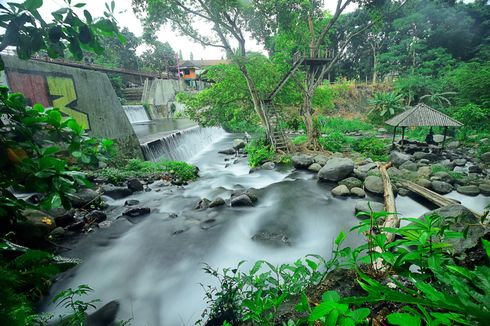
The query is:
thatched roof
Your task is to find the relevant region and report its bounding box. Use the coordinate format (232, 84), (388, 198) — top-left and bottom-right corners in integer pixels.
(385, 103), (463, 127)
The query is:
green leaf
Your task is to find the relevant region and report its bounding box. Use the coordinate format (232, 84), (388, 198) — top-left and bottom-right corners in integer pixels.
(42, 146), (60, 155)
(387, 313), (421, 326)
(71, 151), (82, 158)
(482, 239), (490, 258)
(322, 291), (340, 303)
(33, 103), (45, 112)
(309, 302), (335, 321)
(24, 0), (43, 11)
(348, 308), (370, 322)
(83, 10), (92, 24)
(74, 3), (86, 8)
(335, 231), (346, 246)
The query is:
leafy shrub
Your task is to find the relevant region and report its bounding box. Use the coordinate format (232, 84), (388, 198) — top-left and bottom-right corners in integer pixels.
(452, 104), (490, 132)
(99, 159), (198, 183)
(292, 135), (307, 145)
(319, 132), (349, 152)
(245, 139), (275, 168)
(368, 91), (404, 124)
(352, 137), (388, 161)
(317, 116), (374, 134)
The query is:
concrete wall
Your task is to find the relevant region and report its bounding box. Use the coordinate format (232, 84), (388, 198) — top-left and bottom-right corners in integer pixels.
(1, 55), (143, 159)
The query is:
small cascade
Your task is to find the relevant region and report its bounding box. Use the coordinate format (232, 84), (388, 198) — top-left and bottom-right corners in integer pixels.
(123, 105), (150, 124)
(141, 126), (226, 162)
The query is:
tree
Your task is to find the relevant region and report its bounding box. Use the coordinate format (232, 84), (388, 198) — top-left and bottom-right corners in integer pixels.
(140, 40), (176, 73)
(94, 27), (142, 69)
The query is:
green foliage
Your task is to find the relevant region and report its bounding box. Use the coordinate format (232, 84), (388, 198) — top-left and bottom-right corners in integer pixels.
(291, 135), (307, 145)
(245, 139), (275, 168)
(99, 159), (198, 184)
(140, 40), (176, 73)
(0, 0), (121, 65)
(318, 132), (349, 153)
(447, 62), (490, 108)
(368, 91), (404, 123)
(53, 284), (100, 325)
(317, 116), (374, 134)
(452, 104), (490, 132)
(0, 90), (115, 228)
(352, 137), (388, 161)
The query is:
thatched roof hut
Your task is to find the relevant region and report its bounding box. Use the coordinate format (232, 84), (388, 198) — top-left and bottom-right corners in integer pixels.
(385, 103), (462, 127)
(385, 103), (462, 146)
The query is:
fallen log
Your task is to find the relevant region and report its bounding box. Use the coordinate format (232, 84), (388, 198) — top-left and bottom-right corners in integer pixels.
(379, 162), (399, 242)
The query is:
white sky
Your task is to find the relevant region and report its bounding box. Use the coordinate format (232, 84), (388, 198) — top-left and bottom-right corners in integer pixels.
(1, 0), (353, 60)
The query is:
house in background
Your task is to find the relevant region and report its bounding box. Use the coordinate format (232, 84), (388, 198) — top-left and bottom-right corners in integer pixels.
(178, 59), (230, 86)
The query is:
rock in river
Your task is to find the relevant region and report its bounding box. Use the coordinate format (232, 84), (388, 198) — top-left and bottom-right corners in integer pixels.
(101, 185), (133, 199)
(69, 188), (100, 208)
(339, 177), (363, 190)
(318, 157), (354, 181)
(252, 231), (290, 247)
(331, 185), (350, 196)
(431, 181), (453, 194)
(123, 207), (151, 217)
(389, 151), (412, 167)
(292, 154), (314, 169)
(363, 175), (384, 195)
(127, 178), (144, 192)
(456, 185), (480, 196)
(209, 197), (226, 208)
(354, 201), (385, 214)
(230, 194), (253, 207)
(350, 187), (366, 198)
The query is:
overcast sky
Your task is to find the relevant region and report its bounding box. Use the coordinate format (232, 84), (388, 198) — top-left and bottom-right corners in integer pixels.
(1, 0), (355, 60)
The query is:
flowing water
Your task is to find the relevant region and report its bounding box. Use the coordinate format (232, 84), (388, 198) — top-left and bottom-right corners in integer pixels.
(43, 133), (489, 325)
(123, 105), (150, 124)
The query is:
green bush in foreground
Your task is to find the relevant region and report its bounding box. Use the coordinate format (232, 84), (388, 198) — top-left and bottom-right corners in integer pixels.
(352, 137), (388, 161)
(99, 159), (198, 183)
(319, 132), (350, 152)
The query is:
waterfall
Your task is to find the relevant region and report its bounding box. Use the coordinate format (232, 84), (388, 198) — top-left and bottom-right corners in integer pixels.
(123, 105), (150, 124)
(141, 126), (226, 162)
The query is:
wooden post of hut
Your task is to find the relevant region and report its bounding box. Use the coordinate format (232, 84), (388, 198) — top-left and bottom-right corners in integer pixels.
(385, 103), (463, 147)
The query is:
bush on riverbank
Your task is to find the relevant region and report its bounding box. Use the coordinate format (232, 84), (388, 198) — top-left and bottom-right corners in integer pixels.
(98, 159), (198, 184)
(245, 139), (275, 168)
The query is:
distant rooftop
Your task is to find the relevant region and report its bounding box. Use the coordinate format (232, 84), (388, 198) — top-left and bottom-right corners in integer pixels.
(385, 103), (463, 127)
(179, 59), (231, 68)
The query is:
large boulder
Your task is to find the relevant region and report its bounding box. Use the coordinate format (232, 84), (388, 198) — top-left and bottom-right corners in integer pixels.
(431, 181), (453, 194)
(261, 162), (275, 170)
(101, 185), (132, 199)
(69, 188), (100, 208)
(233, 139), (246, 150)
(308, 163), (322, 172)
(127, 178), (144, 192)
(292, 154), (314, 169)
(313, 155), (329, 166)
(389, 151), (412, 167)
(479, 183), (490, 196)
(209, 197), (226, 208)
(15, 209), (56, 246)
(318, 158), (354, 181)
(331, 185), (350, 196)
(350, 187), (366, 198)
(481, 152), (490, 164)
(417, 166), (432, 179)
(231, 194), (253, 207)
(364, 175), (384, 195)
(339, 177), (363, 190)
(456, 185), (480, 196)
(420, 205), (487, 256)
(431, 172), (453, 184)
(354, 201), (385, 214)
(399, 161), (418, 171)
(357, 162), (377, 174)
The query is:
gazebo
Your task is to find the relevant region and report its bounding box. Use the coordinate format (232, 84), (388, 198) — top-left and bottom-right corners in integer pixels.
(385, 103), (463, 146)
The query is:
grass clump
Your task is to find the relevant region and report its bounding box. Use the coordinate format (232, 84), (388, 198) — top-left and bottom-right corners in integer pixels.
(100, 159), (198, 183)
(245, 139), (275, 168)
(318, 116), (374, 134)
(352, 137), (388, 161)
(292, 135), (308, 145)
(319, 132), (350, 152)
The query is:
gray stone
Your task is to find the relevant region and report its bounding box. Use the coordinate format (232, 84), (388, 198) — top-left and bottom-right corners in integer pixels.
(481, 152), (490, 164)
(318, 158), (354, 181)
(15, 209), (56, 246)
(431, 172), (453, 184)
(350, 187), (366, 198)
(479, 183), (490, 196)
(433, 134), (445, 143)
(332, 185), (350, 196)
(252, 231), (290, 247)
(399, 161), (418, 171)
(308, 163), (322, 172)
(364, 175), (384, 195)
(456, 185), (480, 196)
(413, 152), (429, 160)
(124, 199), (140, 206)
(50, 208), (76, 227)
(49, 227), (65, 239)
(313, 155), (329, 166)
(84, 210), (107, 224)
(389, 151), (412, 167)
(446, 141), (460, 149)
(398, 188), (410, 196)
(440, 160), (455, 170)
(123, 207), (151, 217)
(69, 188), (100, 208)
(127, 178), (144, 192)
(209, 197), (226, 208)
(339, 177), (363, 190)
(261, 162), (275, 170)
(354, 201), (385, 214)
(387, 167), (402, 178)
(98, 221), (112, 229)
(195, 198), (211, 210)
(468, 165), (482, 174)
(453, 159), (467, 167)
(219, 148), (236, 155)
(416, 178), (432, 189)
(292, 154), (314, 169)
(418, 159), (431, 165)
(233, 139), (246, 150)
(431, 181), (453, 194)
(417, 166), (432, 179)
(377, 128), (387, 133)
(357, 162), (377, 173)
(101, 185), (132, 199)
(231, 194), (253, 207)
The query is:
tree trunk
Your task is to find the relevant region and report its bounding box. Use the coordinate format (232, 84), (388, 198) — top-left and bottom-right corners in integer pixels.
(372, 49), (378, 84)
(301, 91), (320, 150)
(238, 64), (268, 129)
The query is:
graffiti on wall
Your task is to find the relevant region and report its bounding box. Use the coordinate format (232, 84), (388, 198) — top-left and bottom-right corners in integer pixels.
(5, 69), (90, 129)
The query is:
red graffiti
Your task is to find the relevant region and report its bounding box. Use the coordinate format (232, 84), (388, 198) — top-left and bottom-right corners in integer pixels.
(6, 71), (50, 107)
